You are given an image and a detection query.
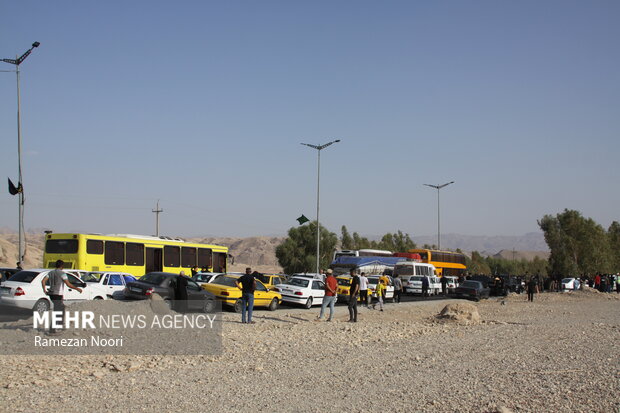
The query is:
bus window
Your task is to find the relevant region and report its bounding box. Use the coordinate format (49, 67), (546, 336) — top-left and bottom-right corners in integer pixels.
(182, 247), (197, 268)
(86, 240), (104, 255)
(197, 248), (212, 269)
(104, 241), (125, 265)
(213, 252), (227, 272)
(46, 239), (78, 254)
(126, 243), (144, 266)
(164, 246), (180, 267)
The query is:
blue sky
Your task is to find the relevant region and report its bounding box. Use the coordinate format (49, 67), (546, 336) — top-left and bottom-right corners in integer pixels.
(1, 1), (618, 238)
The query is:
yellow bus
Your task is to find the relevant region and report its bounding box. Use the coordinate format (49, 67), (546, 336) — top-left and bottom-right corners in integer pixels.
(43, 233), (229, 278)
(407, 249), (466, 277)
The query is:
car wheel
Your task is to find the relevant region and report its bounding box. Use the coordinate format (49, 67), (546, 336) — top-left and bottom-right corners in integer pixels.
(94, 296), (104, 300)
(234, 298), (243, 313)
(33, 298), (50, 313)
(304, 297), (313, 309)
(268, 298), (278, 311)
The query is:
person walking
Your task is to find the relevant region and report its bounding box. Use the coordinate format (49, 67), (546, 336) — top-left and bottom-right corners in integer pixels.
(373, 279), (385, 311)
(174, 271), (190, 312)
(393, 274), (403, 303)
(359, 272), (369, 307)
(379, 273), (390, 302)
(348, 270), (360, 322)
(236, 267), (256, 324)
(318, 269), (338, 321)
(40, 260), (83, 333)
(527, 277), (537, 302)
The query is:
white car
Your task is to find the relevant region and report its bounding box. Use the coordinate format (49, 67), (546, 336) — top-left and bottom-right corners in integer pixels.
(276, 274), (325, 308)
(561, 278), (580, 291)
(82, 271), (137, 299)
(192, 272), (222, 287)
(366, 275), (394, 301)
(403, 275), (442, 295)
(443, 276), (459, 293)
(0, 268), (104, 312)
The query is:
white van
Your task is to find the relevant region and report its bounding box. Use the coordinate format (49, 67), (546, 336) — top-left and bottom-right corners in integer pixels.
(393, 262), (441, 295)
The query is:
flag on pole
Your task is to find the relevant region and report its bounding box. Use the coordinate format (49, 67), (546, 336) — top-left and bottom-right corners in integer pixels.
(8, 178), (22, 195)
(296, 214), (309, 225)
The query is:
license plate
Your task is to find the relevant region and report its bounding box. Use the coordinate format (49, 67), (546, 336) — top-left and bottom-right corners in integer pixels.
(0, 288), (9, 295)
(129, 287), (142, 293)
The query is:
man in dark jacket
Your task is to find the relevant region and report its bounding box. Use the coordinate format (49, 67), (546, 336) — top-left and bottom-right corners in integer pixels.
(174, 271), (190, 312)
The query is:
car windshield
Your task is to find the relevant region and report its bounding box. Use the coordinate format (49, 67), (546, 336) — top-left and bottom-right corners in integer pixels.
(7, 271), (40, 283)
(195, 274), (214, 283)
(139, 273), (169, 285)
(83, 272), (102, 282)
(461, 281), (480, 288)
(285, 278), (309, 288)
(562, 278), (573, 283)
(367, 277), (379, 284)
(394, 266), (414, 276)
(212, 276), (239, 288)
(337, 278), (351, 286)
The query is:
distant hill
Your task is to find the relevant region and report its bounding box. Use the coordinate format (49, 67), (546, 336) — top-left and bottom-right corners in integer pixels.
(412, 232), (548, 254)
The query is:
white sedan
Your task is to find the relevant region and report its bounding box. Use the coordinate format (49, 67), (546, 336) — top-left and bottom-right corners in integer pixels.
(276, 275), (325, 308)
(191, 272), (222, 287)
(82, 271), (137, 299)
(367, 275), (395, 301)
(562, 278), (580, 291)
(0, 268), (103, 313)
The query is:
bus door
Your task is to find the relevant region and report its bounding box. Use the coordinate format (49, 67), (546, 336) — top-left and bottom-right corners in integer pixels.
(145, 248), (163, 273)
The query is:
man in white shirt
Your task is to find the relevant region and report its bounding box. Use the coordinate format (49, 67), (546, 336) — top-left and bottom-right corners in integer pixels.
(359, 272), (369, 307)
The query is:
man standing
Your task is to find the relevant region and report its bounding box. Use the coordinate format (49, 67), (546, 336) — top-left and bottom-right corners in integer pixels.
(421, 275), (429, 298)
(318, 269), (338, 321)
(236, 267), (256, 324)
(393, 274), (403, 303)
(441, 275), (448, 296)
(527, 277), (537, 302)
(359, 272), (369, 307)
(40, 260), (83, 333)
(174, 271), (190, 312)
(348, 269), (360, 323)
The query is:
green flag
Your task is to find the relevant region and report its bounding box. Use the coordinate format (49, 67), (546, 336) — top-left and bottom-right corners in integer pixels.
(296, 214), (309, 225)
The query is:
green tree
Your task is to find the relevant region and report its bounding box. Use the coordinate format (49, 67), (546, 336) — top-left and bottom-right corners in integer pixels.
(276, 222), (338, 274)
(376, 230), (417, 252)
(340, 225), (354, 250)
(466, 251), (491, 275)
(608, 221), (620, 272)
(539, 209), (612, 277)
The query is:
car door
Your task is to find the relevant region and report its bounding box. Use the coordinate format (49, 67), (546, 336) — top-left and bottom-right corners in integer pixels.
(64, 274), (87, 301)
(311, 280), (325, 304)
(185, 279), (204, 311)
(253, 281), (270, 307)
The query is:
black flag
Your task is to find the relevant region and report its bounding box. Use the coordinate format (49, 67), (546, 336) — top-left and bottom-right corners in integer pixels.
(296, 214), (309, 225)
(8, 178), (22, 196)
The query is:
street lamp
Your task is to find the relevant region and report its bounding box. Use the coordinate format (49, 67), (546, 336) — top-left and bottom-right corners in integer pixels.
(301, 139), (341, 275)
(2, 41), (41, 268)
(423, 181), (454, 250)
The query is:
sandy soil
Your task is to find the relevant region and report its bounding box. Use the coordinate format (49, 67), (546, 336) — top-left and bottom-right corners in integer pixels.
(0, 289), (618, 413)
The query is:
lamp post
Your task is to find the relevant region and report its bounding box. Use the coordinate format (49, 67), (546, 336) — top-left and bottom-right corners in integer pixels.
(301, 139), (340, 275)
(423, 181), (454, 250)
(2, 41), (40, 268)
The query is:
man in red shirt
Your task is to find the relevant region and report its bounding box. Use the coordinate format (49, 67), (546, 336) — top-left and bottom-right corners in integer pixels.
(318, 269), (338, 321)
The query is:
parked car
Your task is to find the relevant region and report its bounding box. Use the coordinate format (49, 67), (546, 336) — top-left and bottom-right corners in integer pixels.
(124, 272), (216, 312)
(82, 271), (137, 299)
(561, 278), (580, 291)
(403, 275), (441, 295)
(0, 268), (21, 285)
(0, 269), (103, 312)
(276, 275), (325, 308)
(202, 274), (281, 312)
(455, 280), (490, 301)
(256, 273), (288, 291)
(443, 276), (459, 294)
(192, 272), (222, 287)
(367, 275), (394, 301)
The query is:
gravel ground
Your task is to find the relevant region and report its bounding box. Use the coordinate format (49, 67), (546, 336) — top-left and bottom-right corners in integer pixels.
(0, 289), (618, 413)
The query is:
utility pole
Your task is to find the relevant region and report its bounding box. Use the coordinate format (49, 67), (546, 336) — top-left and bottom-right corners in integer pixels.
(423, 181), (454, 250)
(152, 200), (163, 237)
